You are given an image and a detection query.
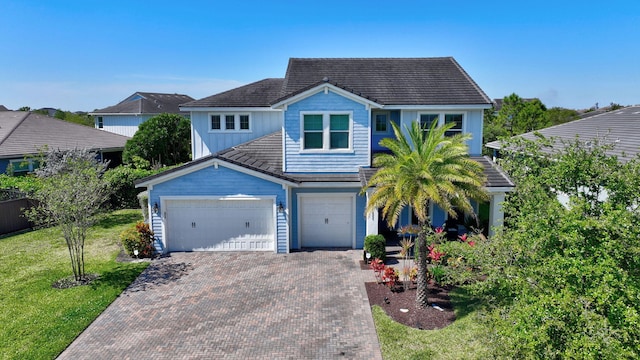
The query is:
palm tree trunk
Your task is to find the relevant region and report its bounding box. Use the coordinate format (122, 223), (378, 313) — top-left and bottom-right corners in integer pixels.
(415, 222), (430, 308)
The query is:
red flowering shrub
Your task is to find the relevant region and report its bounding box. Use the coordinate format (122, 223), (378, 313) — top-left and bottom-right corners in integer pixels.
(120, 221), (156, 258)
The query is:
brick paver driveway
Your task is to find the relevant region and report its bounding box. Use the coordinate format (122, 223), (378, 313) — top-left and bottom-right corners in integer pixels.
(58, 250), (382, 359)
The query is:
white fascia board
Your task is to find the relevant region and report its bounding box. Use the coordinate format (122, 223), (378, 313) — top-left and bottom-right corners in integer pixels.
(88, 113), (143, 116)
(179, 107), (279, 112)
(382, 104), (492, 110)
(136, 157), (299, 188)
(298, 181), (362, 188)
(271, 83), (383, 110)
(485, 186), (515, 193)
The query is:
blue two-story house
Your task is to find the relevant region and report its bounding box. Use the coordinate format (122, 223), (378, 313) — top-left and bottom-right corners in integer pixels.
(136, 58), (514, 253)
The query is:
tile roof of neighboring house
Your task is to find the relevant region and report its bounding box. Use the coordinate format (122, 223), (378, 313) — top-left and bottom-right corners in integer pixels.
(485, 106), (640, 163)
(137, 131), (513, 188)
(0, 111), (130, 158)
(358, 156), (514, 189)
(91, 92), (194, 115)
(182, 79), (285, 108)
(183, 58), (492, 108)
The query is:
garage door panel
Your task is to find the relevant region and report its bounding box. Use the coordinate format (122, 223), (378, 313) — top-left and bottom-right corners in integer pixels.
(300, 195), (353, 248)
(166, 199), (274, 252)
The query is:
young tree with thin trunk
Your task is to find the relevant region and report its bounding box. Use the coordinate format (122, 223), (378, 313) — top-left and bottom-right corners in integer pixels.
(364, 120), (487, 308)
(26, 149), (111, 282)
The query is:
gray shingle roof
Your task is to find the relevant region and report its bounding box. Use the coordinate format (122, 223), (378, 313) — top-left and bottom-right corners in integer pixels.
(137, 132), (512, 188)
(0, 111), (129, 158)
(358, 156), (514, 189)
(279, 58), (492, 106)
(91, 92), (194, 115)
(182, 79), (285, 108)
(485, 106), (640, 163)
(183, 58), (492, 108)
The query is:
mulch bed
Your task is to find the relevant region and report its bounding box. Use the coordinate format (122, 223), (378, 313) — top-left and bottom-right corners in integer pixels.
(365, 281), (456, 330)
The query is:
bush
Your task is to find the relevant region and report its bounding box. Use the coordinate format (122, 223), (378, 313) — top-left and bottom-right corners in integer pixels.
(104, 166), (155, 209)
(364, 234), (386, 262)
(119, 221), (155, 258)
(0, 174), (42, 194)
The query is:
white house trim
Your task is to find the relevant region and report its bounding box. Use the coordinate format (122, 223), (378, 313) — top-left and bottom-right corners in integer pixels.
(180, 107), (279, 112)
(382, 104), (491, 110)
(271, 83), (383, 110)
(135, 158), (298, 188)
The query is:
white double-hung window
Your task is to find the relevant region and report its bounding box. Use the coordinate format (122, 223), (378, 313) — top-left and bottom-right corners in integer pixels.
(301, 112), (352, 151)
(209, 113), (251, 132)
(419, 112), (465, 137)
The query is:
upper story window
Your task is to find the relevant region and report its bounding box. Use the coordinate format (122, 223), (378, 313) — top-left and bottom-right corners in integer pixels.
(97, 116), (104, 129)
(301, 112), (352, 151)
(209, 113), (251, 132)
(444, 114), (463, 137)
(419, 112), (465, 137)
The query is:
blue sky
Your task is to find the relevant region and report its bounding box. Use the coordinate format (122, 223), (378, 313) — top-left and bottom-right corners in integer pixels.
(1, 0), (638, 112)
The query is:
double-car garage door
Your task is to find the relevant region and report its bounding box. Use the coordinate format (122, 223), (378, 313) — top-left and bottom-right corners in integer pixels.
(165, 198), (275, 252)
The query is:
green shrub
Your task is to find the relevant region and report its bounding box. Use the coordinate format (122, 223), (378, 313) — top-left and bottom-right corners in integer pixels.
(0, 174), (42, 194)
(364, 234), (386, 262)
(119, 221), (155, 258)
(104, 166), (155, 209)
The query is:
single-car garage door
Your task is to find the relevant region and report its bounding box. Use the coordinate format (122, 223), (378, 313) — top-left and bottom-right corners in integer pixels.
(299, 194), (353, 248)
(165, 198), (275, 252)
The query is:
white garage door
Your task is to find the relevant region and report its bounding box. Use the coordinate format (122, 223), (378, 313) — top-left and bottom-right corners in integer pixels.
(299, 195), (353, 248)
(165, 198), (275, 252)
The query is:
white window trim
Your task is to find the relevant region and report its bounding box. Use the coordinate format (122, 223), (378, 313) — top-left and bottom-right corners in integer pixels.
(299, 111), (353, 153)
(372, 111), (391, 134)
(96, 116), (104, 129)
(417, 111), (466, 135)
(208, 113), (252, 132)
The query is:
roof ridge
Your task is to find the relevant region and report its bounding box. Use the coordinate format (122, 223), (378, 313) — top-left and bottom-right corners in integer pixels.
(0, 111), (30, 147)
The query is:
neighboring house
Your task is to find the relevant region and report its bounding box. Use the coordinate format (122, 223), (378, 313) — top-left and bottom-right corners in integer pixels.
(0, 111), (130, 174)
(485, 105), (640, 163)
(136, 57), (514, 254)
(0, 105), (9, 111)
(90, 92), (194, 137)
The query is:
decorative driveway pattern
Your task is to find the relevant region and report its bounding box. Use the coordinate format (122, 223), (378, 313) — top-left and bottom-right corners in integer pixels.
(57, 250), (382, 359)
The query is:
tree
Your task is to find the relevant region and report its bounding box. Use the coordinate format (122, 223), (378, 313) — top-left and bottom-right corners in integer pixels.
(470, 136), (640, 358)
(483, 93), (549, 148)
(122, 113), (191, 168)
(364, 120), (487, 307)
(26, 149), (111, 282)
(546, 106), (579, 126)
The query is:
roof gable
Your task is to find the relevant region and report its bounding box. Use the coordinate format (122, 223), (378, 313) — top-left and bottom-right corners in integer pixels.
(281, 58), (492, 106)
(91, 92), (194, 115)
(0, 111), (129, 158)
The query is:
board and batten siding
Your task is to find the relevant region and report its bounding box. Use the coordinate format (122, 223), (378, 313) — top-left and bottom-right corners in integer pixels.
(97, 115), (152, 137)
(190, 110), (282, 160)
(400, 109), (484, 155)
(289, 187), (366, 250)
(283, 91), (370, 172)
(148, 165), (287, 253)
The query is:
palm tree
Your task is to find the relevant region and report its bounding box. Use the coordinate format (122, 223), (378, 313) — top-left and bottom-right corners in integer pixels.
(364, 119), (487, 308)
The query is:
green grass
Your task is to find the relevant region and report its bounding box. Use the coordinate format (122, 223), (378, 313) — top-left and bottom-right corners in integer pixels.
(0, 209), (149, 359)
(372, 287), (490, 360)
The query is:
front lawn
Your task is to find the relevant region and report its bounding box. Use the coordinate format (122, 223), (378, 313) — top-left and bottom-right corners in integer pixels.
(0, 209), (149, 359)
(372, 287), (489, 360)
